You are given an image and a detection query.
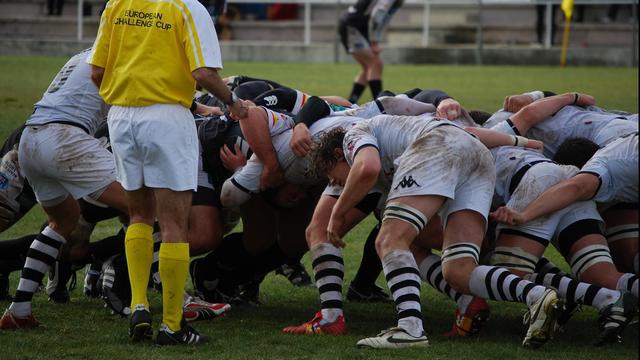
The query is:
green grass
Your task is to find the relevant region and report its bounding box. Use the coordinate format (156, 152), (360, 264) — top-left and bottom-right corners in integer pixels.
(0, 56), (637, 359)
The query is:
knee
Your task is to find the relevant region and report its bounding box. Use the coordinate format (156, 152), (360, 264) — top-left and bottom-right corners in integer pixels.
(188, 230), (221, 256)
(440, 241), (482, 293)
(49, 216), (80, 237)
(374, 225), (415, 258)
(370, 57), (383, 71)
(442, 259), (476, 293)
(374, 232), (392, 258)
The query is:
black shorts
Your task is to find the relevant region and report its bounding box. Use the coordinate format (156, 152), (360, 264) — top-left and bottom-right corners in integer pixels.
(192, 186), (222, 208)
(338, 14), (369, 53)
(78, 199), (123, 224)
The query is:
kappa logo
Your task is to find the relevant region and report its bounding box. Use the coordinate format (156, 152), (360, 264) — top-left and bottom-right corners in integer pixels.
(394, 175), (420, 190)
(263, 95), (278, 106)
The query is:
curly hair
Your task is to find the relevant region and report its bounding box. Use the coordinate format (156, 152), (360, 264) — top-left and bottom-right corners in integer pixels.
(468, 110), (492, 126)
(308, 127), (347, 179)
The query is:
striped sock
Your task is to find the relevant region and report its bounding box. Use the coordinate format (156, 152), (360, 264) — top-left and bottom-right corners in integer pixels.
(9, 226), (65, 316)
(418, 253), (473, 313)
(311, 243), (344, 322)
(616, 273), (638, 297)
(469, 265), (545, 306)
(383, 250), (424, 337)
(525, 272), (619, 311)
(150, 223), (162, 290)
(535, 257), (569, 277)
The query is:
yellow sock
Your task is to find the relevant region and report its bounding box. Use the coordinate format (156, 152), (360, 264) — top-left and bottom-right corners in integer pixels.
(124, 223), (153, 309)
(159, 242), (190, 331)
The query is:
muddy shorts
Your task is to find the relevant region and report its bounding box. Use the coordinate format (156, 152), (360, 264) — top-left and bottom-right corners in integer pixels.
(18, 123), (116, 206)
(497, 162), (603, 243)
(387, 125), (496, 223)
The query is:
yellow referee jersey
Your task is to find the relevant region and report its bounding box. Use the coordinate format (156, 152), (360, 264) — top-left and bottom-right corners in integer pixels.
(88, 0), (222, 107)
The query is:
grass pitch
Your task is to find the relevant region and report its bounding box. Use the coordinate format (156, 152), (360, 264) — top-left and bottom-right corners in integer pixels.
(0, 56), (637, 359)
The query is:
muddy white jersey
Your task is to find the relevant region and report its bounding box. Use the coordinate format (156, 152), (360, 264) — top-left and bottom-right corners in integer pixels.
(487, 106), (637, 158)
(484, 109), (512, 129)
(263, 107), (295, 136)
(529, 106), (637, 157)
(343, 114), (455, 192)
(581, 133), (638, 205)
(490, 147), (550, 206)
(26, 49), (109, 135)
(488, 122), (550, 204)
(231, 115), (365, 192)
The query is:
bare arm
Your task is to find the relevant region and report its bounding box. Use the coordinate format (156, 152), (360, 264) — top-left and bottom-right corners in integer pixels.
(327, 147), (381, 247)
(192, 67), (248, 119)
(238, 106), (283, 190)
(194, 102), (223, 116)
(491, 173), (600, 225)
(220, 178), (252, 208)
(90, 65), (105, 88)
(509, 92), (595, 135)
(464, 127), (544, 151)
(319, 95), (352, 108)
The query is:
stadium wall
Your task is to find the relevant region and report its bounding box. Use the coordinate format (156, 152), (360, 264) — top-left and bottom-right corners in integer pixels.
(0, 38), (636, 67)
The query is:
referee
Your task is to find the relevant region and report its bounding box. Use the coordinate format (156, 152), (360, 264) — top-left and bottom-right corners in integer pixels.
(88, 0), (247, 345)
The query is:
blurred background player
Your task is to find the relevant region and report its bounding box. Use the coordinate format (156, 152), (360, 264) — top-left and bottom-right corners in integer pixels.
(339, 0), (404, 104)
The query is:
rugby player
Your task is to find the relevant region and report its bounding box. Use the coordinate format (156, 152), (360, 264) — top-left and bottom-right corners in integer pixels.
(284, 113), (563, 349)
(0, 49), (129, 330)
(464, 124), (637, 345)
(339, 0), (404, 103)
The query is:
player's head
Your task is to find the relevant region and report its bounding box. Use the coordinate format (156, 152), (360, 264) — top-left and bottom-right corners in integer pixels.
(468, 110), (492, 126)
(309, 127), (348, 183)
(553, 137), (600, 168)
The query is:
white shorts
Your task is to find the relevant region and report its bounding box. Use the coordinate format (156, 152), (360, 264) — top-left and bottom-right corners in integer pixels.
(498, 162), (603, 243)
(108, 104), (198, 192)
(18, 124), (116, 206)
(388, 126), (496, 222)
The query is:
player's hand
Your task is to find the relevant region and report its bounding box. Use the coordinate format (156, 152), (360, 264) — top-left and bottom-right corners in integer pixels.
(260, 163), (284, 191)
(503, 94), (534, 113)
(436, 98), (462, 120)
(327, 212), (347, 248)
(526, 139), (544, 151)
(290, 124), (312, 157)
(229, 99), (250, 120)
(490, 206), (527, 225)
(575, 93), (595, 107)
(220, 144), (246, 172)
